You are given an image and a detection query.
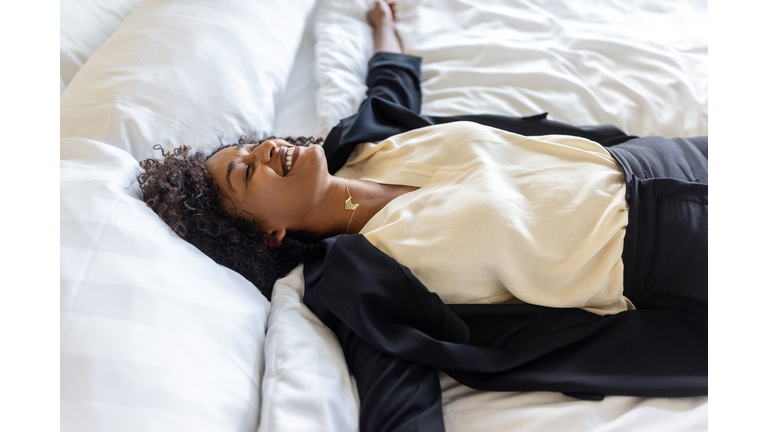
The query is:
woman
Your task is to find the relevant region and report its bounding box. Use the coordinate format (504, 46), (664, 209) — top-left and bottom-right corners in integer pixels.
(139, 1), (707, 430)
(142, 0), (705, 315)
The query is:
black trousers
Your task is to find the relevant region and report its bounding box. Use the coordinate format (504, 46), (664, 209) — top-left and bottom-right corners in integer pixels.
(607, 137), (708, 318)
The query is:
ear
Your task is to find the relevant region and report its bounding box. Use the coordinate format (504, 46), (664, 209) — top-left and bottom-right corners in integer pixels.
(264, 228), (286, 249)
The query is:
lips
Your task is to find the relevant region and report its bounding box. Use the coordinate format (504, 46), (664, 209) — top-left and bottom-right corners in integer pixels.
(279, 146), (300, 176)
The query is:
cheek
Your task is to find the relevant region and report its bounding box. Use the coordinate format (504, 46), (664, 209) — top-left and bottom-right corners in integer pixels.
(247, 188), (286, 223)
(215, 193), (237, 217)
(229, 200), (253, 223)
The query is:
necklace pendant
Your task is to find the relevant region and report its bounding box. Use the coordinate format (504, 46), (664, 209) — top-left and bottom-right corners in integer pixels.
(345, 196), (359, 211)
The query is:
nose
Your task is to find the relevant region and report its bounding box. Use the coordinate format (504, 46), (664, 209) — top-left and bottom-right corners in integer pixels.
(242, 139), (277, 165)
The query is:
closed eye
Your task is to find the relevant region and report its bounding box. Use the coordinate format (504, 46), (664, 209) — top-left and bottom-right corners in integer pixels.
(245, 144), (258, 186)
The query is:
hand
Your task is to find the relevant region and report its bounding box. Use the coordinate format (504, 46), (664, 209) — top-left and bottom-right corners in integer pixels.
(368, 0), (402, 54)
(367, 0), (397, 28)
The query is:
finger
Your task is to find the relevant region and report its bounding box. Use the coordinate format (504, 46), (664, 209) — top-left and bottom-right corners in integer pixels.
(388, 2), (397, 19)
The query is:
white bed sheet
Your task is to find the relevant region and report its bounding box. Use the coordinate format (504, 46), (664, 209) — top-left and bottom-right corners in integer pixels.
(401, 0), (708, 138)
(439, 375), (708, 432)
(314, 0), (707, 139)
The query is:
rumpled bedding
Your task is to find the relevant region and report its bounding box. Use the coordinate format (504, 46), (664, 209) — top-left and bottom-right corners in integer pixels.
(315, 0), (707, 138)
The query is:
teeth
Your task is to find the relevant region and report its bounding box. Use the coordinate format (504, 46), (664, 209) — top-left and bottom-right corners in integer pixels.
(285, 147), (295, 173)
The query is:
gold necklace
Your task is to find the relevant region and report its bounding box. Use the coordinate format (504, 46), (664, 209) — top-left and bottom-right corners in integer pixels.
(344, 178), (360, 234)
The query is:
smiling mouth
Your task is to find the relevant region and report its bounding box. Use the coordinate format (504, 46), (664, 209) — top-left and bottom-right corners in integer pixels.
(280, 146), (300, 176)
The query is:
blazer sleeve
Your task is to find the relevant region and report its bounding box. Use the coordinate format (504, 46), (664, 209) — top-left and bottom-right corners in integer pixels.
(364, 51), (423, 113)
(323, 53), (433, 174)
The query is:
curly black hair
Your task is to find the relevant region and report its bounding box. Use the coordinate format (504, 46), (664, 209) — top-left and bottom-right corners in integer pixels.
(137, 136), (323, 300)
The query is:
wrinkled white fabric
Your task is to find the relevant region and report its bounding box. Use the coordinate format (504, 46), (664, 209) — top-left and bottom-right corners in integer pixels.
(400, 0), (708, 138)
(439, 372), (708, 432)
(314, 0), (707, 138)
(258, 266), (360, 432)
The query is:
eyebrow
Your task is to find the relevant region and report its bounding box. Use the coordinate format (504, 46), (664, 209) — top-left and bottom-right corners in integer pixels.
(225, 160), (235, 190)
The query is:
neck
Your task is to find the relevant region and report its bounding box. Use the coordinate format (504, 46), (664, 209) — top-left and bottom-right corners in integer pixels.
(345, 178), (418, 235)
(297, 177), (417, 239)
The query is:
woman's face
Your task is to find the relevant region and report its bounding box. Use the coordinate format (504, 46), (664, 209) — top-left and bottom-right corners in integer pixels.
(204, 139), (328, 246)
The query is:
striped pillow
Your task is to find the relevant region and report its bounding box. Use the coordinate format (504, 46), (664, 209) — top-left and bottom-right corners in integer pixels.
(61, 138), (271, 431)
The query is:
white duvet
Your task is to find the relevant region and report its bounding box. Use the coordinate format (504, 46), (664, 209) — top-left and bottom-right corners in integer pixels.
(315, 0), (707, 139)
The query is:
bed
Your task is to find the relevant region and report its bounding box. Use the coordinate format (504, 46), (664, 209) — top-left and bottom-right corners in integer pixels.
(60, 0), (708, 431)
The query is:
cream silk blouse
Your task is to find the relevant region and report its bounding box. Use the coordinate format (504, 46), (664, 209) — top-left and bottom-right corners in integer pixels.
(334, 122), (633, 315)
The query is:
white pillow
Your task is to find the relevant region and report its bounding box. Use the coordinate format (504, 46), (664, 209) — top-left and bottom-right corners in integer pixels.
(61, 138), (271, 432)
(60, 0), (317, 162)
(272, 5), (321, 139)
(313, 0), (373, 138)
(60, 0), (148, 93)
(258, 266), (360, 432)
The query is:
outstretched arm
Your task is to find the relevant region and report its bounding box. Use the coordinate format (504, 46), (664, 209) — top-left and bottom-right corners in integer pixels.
(322, 1), (423, 174)
(368, 0), (402, 54)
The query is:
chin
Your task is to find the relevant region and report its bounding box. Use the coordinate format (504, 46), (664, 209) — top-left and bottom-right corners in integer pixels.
(307, 144), (328, 170)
